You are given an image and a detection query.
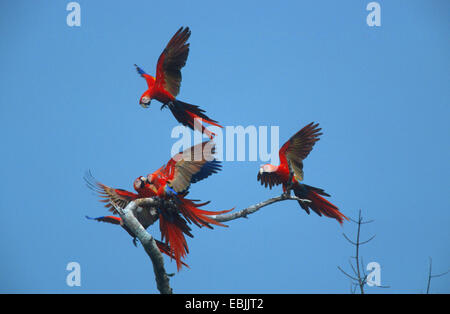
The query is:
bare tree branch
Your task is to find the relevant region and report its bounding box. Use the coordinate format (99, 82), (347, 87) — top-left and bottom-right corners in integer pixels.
(426, 257), (450, 294)
(338, 209), (382, 294)
(210, 194), (311, 223)
(337, 266), (359, 281)
(102, 193), (311, 293)
(111, 198), (173, 294)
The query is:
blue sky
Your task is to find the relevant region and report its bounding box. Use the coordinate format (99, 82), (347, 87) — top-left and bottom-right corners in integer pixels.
(0, 0), (449, 293)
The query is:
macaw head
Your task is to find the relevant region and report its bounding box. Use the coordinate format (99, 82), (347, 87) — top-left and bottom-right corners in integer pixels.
(139, 92), (151, 109)
(259, 164), (277, 174)
(133, 176), (148, 192)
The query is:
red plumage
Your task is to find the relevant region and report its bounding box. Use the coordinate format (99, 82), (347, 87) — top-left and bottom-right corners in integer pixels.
(257, 122), (348, 224)
(135, 27), (222, 139)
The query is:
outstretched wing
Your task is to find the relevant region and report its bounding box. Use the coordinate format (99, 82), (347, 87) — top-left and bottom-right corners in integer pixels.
(155, 27), (191, 97)
(257, 170), (283, 189)
(134, 64), (156, 89)
(279, 122), (322, 181)
(84, 172), (138, 214)
(166, 141), (221, 193)
(85, 215), (122, 225)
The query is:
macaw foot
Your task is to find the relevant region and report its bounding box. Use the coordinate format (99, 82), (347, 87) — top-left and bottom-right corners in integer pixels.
(160, 101), (173, 110)
(282, 189), (292, 199)
(164, 197), (179, 210)
(132, 237), (139, 247)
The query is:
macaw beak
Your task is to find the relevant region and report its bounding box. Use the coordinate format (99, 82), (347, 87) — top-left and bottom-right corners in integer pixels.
(140, 102), (150, 109)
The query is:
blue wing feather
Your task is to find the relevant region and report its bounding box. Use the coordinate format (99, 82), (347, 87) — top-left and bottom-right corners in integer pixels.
(191, 160), (222, 183)
(134, 64), (147, 76)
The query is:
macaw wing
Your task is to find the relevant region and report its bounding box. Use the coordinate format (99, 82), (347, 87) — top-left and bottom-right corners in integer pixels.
(168, 141), (220, 193)
(86, 215), (122, 225)
(84, 172), (138, 214)
(155, 26), (191, 97)
(134, 64), (156, 88)
(279, 122), (322, 181)
(257, 170), (283, 189)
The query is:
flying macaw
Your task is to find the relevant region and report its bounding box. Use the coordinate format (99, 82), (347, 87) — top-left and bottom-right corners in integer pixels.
(84, 173), (188, 267)
(135, 26), (222, 139)
(144, 141), (233, 270)
(257, 122), (348, 224)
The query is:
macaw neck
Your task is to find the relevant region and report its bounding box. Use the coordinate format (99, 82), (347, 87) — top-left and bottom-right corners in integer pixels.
(276, 163), (289, 177)
(276, 164), (299, 185)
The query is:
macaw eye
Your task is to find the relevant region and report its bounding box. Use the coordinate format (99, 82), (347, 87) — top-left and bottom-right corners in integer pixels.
(141, 96), (150, 104)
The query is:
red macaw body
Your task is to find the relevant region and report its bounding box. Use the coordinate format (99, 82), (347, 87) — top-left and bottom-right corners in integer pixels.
(144, 141), (232, 270)
(135, 27), (222, 139)
(85, 174), (188, 266)
(257, 122), (348, 224)
(86, 141), (232, 270)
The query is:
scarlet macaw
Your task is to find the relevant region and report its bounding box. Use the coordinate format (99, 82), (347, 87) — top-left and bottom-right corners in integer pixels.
(135, 27), (222, 139)
(257, 122), (348, 224)
(84, 174), (188, 266)
(144, 141), (232, 270)
(85, 141), (231, 270)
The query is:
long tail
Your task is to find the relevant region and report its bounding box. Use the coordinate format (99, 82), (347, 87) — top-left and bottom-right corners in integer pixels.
(168, 99), (222, 139)
(293, 184), (348, 225)
(158, 198), (233, 271)
(178, 197), (233, 229)
(159, 212), (193, 271)
(86, 215), (188, 267)
(154, 239), (189, 269)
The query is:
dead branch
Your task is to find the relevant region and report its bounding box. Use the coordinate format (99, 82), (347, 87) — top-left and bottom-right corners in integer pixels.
(210, 194), (310, 222)
(338, 209), (387, 293)
(111, 198), (173, 294)
(426, 257), (450, 294)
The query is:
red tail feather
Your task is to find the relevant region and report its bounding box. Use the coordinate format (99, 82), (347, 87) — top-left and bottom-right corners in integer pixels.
(179, 198), (233, 229)
(308, 192), (348, 225)
(169, 100), (222, 139)
(158, 197), (233, 271)
(159, 215), (189, 271)
(294, 184), (348, 225)
(154, 240), (189, 269)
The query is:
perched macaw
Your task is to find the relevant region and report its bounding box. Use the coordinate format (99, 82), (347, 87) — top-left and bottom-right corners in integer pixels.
(257, 122), (348, 224)
(85, 141), (232, 270)
(84, 173), (187, 267)
(135, 26), (222, 139)
(145, 141), (233, 270)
